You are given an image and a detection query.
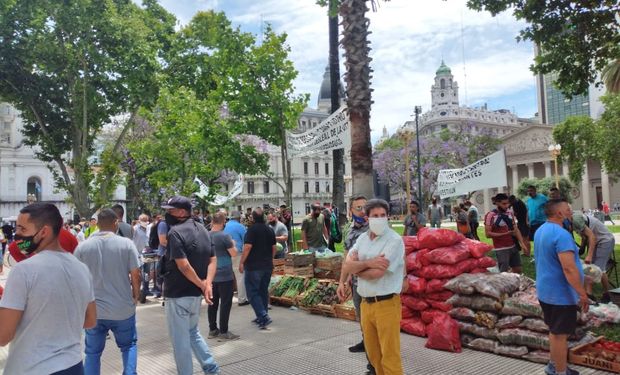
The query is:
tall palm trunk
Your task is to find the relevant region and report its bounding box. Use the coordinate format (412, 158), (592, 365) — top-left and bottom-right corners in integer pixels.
(340, 0), (374, 199)
(602, 59), (620, 93)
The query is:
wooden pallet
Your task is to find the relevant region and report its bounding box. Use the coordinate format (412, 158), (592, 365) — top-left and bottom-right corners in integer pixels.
(335, 304), (357, 321)
(284, 265), (314, 277)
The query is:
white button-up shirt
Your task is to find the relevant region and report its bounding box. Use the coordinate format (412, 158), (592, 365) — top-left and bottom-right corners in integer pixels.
(350, 228), (404, 298)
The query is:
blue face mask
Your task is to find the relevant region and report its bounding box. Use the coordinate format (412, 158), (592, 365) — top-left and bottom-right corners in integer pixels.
(352, 214), (366, 224)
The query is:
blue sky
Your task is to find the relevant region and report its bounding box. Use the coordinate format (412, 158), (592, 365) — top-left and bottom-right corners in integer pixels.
(155, 0), (539, 143)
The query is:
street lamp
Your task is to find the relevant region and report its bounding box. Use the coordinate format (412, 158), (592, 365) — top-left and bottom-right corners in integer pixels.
(548, 144), (562, 189)
(414, 106), (423, 207)
(398, 127), (413, 208)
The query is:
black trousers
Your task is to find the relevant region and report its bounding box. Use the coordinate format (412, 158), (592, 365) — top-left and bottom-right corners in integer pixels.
(207, 279), (235, 333)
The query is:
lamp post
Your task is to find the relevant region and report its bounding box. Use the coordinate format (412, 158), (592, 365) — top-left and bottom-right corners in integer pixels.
(548, 144), (562, 189)
(414, 106), (423, 207)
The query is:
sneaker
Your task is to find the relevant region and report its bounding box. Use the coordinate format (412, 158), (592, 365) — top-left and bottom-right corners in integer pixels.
(251, 318), (259, 325)
(258, 316), (272, 329)
(208, 329), (220, 339)
(238, 301), (250, 306)
(217, 331), (240, 341)
(544, 362), (579, 375)
(348, 341), (365, 353)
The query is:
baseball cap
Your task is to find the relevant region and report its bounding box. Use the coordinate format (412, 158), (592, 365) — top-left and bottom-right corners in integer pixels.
(572, 212), (587, 232)
(161, 196), (192, 211)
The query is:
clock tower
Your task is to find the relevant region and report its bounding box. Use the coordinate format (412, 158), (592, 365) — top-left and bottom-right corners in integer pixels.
(431, 60), (459, 112)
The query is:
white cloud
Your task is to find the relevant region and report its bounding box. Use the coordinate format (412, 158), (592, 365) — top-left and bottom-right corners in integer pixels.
(158, 0), (538, 142)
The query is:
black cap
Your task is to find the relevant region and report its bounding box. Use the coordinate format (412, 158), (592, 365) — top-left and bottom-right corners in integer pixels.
(161, 196), (192, 212)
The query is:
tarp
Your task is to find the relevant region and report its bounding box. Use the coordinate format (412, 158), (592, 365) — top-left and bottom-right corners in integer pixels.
(286, 105), (351, 159)
(437, 150), (507, 198)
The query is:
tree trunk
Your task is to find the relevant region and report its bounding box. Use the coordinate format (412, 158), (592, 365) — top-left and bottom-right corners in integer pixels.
(340, 0), (374, 199)
(329, 0), (347, 225)
(279, 125), (294, 249)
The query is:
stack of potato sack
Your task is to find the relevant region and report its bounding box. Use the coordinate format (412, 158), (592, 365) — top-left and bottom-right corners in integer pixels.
(445, 273), (594, 363)
(400, 227), (496, 352)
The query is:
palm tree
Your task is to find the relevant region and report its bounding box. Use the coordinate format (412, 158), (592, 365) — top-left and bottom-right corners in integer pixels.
(602, 59), (620, 94)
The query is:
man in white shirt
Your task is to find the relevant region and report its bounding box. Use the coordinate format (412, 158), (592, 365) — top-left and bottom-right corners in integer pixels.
(338, 199), (405, 375)
(0, 202), (97, 375)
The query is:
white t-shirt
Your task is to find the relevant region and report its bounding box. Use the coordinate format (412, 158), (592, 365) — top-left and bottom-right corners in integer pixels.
(0, 250), (94, 375)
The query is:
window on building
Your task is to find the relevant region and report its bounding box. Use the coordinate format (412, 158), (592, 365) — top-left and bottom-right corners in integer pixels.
(344, 182), (347, 193)
(223, 183), (228, 191)
(315, 181), (320, 193)
(27, 177), (42, 202)
(314, 162), (319, 175)
(326, 182), (330, 193)
(304, 181), (309, 193)
(304, 162), (308, 175)
(247, 181), (254, 194)
(305, 203), (311, 214)
(263, 181), (269, 194)
(440, 79), (445, 89)
(325, 163), (329, 175)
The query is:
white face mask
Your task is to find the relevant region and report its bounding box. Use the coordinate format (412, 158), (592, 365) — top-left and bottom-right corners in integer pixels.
(368, 217), (388, 236)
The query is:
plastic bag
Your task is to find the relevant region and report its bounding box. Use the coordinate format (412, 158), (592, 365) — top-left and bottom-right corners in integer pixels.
(496, 328), (549, 350)
(518, 276), (536, 291)
(428, 300), (452, 312)
(418, 248), (432, 266)
(519, 318), (549, 333)
(501, 292), (543, 318)
(588, 302), (620, 324)
(521, 350), (550, 364)
(467, 338), (498, 352)
(421, 309), (448, 324)
(426, 278), (449, 293)
(456, 258), (480, 274)
(494, 344), (528, 358)
(447, 294), (503, 312)
(463, 238), (493, 258)
(418, 263), (462, 279)
(425, 315), (462, 353)
(449, 307), (476, 322)
(469, 267), (488, 274)
(496, 316), (523, 329)
(461, 333), (476, 346)
(400, 317), (427, 337)
(401, 295), (429, 311)
(425, 242), (471, 265)
(477, 256), (497, 269)
(444, 273), (482, 295)
(406, 252), (423, 272)
(402, 305), (419, 320)
(405, 275), (427, 295)
(458, 321), (499, 339)
(426, 290), (453, 302)
(474, 311), (498, 329)
(582, 262), (603, 283)
(417, 227), (464, 249)
(404, 236), (421, 255)
(471, 272), (520, 300)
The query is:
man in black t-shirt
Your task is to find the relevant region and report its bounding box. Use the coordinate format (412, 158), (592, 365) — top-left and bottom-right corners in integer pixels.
(161, 196), (220, 375)
(509, 195), (530, 256)
(239, 208), (276, 329)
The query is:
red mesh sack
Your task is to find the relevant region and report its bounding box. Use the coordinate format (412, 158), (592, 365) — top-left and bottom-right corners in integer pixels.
(406, 252), (423, 272)
(0, 285), (3, 299)
(402, 305), (419, 319)
(417, 227), (465, 249)
(421, 309), (448, 324)
(418, 248), (431, 266)
(404, 236), (421, 254)
(428, 300), (452, 312)
(425, 315), (462, 353)
(426, 278), (449, 293)
(426, 290), (454, 301)
(469, 267), (488, 274)
(418, 263), (462, 279)
(456, 258), (479, 274)
(463, 238), (493, 258)
(401, 295), (429, 311)
(478, 256), (497, 269)
(425, 242), (471, 265)
(400, 317), (427, 337)
(406, 275), (427, 295)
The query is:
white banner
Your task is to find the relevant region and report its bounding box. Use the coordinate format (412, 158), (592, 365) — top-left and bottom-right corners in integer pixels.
(194, 174), (244, 206)
(286, 105), (351, 159)
(437, 150), (507, 198)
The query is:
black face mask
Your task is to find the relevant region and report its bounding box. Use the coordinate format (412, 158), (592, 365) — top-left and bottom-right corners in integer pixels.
(14, 229), (42, 255)
(165, 213), (188, 226)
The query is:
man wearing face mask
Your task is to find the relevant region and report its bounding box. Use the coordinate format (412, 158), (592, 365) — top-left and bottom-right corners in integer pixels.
(74, 208), (142, 375)
(339, 199), (405, 375)
(0, 203), (97, 375)
(161, 196), (220, 375)
(301, 202), (329, 253)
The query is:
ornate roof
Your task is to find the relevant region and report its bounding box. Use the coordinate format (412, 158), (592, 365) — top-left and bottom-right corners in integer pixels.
(436, 60), (452, 76)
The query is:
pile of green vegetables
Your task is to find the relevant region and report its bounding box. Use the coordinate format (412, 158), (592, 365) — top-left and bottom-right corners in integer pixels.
(300, 282), (339, 306)
(271, 276), (307, 298)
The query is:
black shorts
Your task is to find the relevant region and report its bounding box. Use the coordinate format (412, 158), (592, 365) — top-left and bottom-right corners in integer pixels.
(539, 300), (577, 335)
(495, 246), (521, 272)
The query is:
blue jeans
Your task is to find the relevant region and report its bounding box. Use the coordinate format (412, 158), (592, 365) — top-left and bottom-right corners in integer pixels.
(52, 362), (84, 375)
(165, 296), (219, 375)
(85, 314), (137, 375)
(244, 269), (271, 321)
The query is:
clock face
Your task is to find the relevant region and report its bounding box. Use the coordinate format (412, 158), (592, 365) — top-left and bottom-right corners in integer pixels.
(440, 93), (445, 97)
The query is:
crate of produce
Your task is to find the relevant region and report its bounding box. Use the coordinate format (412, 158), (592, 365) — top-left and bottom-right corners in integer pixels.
(284, 265), (314, 278)
(269, 275), (308, 303)
(272, 258), (286, 275)
(314, 303), (337, 317)
(269, 296), (295, 307)
(335, 302), (357, 321)
(314, 255), (343, 270)
(285, 252), (315, 267)
(569, 337), (620, 373)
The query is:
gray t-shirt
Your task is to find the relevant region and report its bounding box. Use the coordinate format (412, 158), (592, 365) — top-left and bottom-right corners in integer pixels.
(0, 250), (94, 375)
(269, 220), (289, 254)
(429, 204), (442, 220)
(403, 213), (426, 236)
(211, 231), (235, 282)
(75, 231), (141, 320)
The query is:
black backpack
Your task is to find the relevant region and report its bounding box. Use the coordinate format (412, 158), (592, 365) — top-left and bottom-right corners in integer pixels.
(148, 221), (160, 250)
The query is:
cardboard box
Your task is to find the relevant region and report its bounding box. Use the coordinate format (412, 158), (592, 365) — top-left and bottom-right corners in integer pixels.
(569, 337), (620, 373)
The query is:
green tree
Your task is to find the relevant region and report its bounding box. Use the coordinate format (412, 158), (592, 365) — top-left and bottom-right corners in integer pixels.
(552, 116), (600, 183)
(517, 177), (573, 203)
(467, 0), (620, 96)
(597, 94), (620, 176)
(0, 0), (173, 216)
